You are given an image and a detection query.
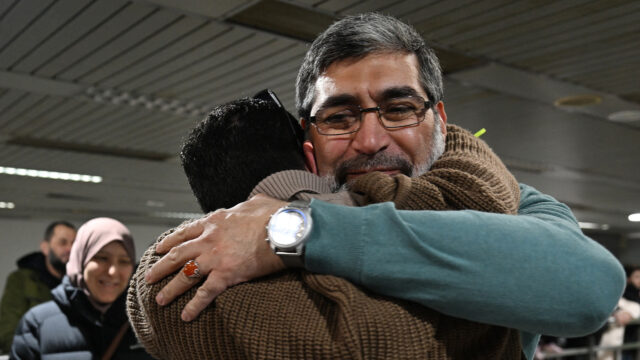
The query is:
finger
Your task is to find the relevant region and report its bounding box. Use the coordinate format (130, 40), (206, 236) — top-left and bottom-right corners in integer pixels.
(181, 273), (227, 322)
(156, 219), (204, 254)
(155, 259), (209, 306)
(145, 241), (205, 284)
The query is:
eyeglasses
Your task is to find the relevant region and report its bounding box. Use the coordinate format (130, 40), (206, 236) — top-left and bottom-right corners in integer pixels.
(309, 96), (432, 136)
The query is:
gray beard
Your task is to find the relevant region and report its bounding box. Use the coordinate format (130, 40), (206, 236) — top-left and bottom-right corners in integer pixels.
(325, 121), (445, 191)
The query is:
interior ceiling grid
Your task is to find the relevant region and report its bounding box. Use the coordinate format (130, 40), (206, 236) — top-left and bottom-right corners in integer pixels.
(378, 0), (443, 20)
(66, 105), (147, 145)
(2, 95), (51, 134)
(33, 3), (157, 79)
(18, 98), (83, 138)
(539, 41), (639, 75)
(0, 90), (27, 125)
(1, 93), (46, 127)
(56, 9), (182, 82)
(78, 16), (206, 84)
(211, 64), (302, 108)
(96, 21), (230, 89)
(5, 96), (67, 135)
(507, 14), (638, 66)
(315, 0), (366, 13)
(147, 31), (285, 98)
(0, 0), (91, 70)
(0, 0), (53, 55)
(85, 108), (173, 147)
(132, 26), (263, 96)
(425, 2), (549, 42)
(113, 113), (188, 151)
(189, 46), (306, 104)
(432, 2), (591, 51)
(336, 0), (403, 15)
(115, 23), (240, 93)
(484, 1), (636, 58)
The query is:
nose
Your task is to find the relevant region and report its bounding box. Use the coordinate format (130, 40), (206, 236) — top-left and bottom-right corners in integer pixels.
(108, 263), (117, 276)
(351, 111), (390, 155)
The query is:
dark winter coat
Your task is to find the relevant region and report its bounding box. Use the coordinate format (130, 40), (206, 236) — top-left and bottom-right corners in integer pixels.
(10, 276), (152, 360)
(0, 252), (60, 353)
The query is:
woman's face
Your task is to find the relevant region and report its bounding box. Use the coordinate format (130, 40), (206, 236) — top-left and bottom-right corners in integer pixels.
(83, 241), (133, 304)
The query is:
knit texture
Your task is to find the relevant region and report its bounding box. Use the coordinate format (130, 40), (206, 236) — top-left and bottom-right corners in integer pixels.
(350, 124), (520, 214)
(127, 124), (524, 359)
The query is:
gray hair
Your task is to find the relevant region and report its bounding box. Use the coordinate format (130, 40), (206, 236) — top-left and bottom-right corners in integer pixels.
(295, 12), (443, 120)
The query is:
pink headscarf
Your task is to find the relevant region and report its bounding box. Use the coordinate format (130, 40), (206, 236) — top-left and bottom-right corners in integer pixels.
(66, 217), (136, 293)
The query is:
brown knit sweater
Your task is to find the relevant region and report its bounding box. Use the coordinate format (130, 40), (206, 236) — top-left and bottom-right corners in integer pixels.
(127, 125), (524, 360)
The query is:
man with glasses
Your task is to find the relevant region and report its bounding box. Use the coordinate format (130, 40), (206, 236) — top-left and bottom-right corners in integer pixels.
(145, 13), (624, 360)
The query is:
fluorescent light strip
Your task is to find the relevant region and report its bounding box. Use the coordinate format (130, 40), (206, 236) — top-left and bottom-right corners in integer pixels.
(0, 166), (102, 183)
(578, 222), (610, 230)
(0, 201), (15, 209)
(629, 213), (640, 222)
(152, 211), (202, 219)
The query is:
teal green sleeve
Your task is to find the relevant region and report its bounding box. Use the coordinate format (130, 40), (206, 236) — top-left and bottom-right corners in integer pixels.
(305, 183), (625, 337)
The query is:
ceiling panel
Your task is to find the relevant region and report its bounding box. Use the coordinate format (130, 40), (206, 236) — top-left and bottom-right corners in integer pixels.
(104, 21), (231, 90)
(11, 0), (129, 74)
(79, 16), (203, 84)
(134, 26), (260, 95)
(0, 0), (638, 237)
(0, 0), (91, 70)
(57, 9), (181, 81)
(0, 0), (55, 52)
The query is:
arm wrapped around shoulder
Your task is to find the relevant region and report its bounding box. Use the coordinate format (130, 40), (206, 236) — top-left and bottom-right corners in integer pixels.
(127, 220), (523, 359)
(350, 124), (520, 214)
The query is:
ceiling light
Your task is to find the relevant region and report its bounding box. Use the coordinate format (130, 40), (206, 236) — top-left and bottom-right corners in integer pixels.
(608, 110), (640, 123)
(0, 166), (102, 183)
(554, 94), (602, 107)
(146, 200), (166, 208)
(84, 87), (206, 118)
(0, 201), (15, 209)
(629, 213), (640, 222)
(578, 222), (610, 230)
(152, 211), (202, 219)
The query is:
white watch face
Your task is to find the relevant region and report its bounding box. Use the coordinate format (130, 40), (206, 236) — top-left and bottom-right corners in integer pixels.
(269, 209), (306, 247)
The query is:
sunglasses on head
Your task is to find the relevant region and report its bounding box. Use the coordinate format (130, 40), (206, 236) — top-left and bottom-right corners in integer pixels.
(253, 89), (304, 153)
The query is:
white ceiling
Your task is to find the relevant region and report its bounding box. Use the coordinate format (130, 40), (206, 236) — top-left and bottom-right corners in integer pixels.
(0, 0), (638, 236)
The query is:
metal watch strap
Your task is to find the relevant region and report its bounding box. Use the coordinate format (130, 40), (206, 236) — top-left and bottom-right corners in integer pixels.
(273, 200), (310, 268)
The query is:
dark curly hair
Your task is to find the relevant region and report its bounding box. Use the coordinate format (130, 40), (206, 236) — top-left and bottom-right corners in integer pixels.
(181, 97), (305, 212)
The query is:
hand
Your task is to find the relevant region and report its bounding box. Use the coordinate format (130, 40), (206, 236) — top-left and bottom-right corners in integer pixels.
(614, 310), (633, 326)
(144, 194), (287, 321)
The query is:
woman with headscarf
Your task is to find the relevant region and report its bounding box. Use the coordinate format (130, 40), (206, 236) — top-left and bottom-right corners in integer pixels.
(10, 217), (153, 360)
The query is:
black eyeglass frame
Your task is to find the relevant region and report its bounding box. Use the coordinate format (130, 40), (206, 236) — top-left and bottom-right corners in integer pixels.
(308, 98), (433, 136)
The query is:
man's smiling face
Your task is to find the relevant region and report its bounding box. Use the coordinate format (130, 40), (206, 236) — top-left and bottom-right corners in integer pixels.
(303, 52), (447, 186)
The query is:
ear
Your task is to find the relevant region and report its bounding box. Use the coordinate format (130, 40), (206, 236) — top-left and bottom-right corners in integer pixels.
(435, 101), (448, 135)
(302, 140), (318, 174)
(40, 241), (49, 255)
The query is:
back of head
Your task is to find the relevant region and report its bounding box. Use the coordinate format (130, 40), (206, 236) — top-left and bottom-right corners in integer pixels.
(181, 97), (306, 212)
(296, 12), (443, 120)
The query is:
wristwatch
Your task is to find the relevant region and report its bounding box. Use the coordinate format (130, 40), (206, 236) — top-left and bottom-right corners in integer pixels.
(266, 200), (312, 268)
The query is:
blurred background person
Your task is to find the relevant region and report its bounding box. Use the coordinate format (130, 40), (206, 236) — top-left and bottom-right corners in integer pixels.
(0, 221), (76, 353)
(622, 265), (640, 360)
(598, 296), (640, 360)
(10, 217), (152, 360)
